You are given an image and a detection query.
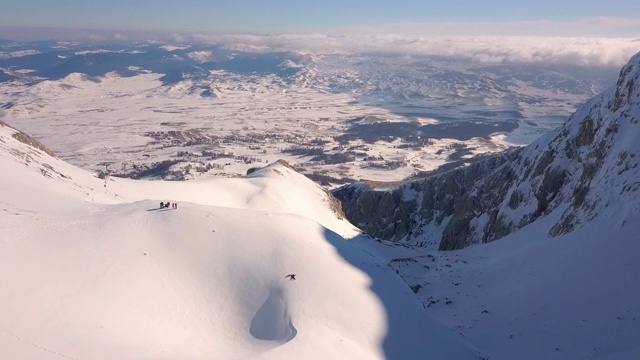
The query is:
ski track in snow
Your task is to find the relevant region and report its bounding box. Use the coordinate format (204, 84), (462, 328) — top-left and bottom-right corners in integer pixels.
(0, 324), (80, 360)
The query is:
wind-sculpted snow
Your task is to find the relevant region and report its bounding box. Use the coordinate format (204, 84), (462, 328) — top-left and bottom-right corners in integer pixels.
(249, 287), (297, 342)
(0, 122), (484, 359)
(336, 51), (640, 250)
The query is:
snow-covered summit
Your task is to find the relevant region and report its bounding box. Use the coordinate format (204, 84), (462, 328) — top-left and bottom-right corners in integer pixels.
(513, 50), (640, 238)
(0, 120), (484, 359)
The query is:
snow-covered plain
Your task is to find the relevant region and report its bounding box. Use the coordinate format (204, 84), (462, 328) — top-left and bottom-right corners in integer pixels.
(0, 122), (484, 359)
(0, 70), (517, 183)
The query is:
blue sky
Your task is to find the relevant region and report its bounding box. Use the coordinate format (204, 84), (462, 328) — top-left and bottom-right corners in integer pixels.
(1, 0), (639, 37)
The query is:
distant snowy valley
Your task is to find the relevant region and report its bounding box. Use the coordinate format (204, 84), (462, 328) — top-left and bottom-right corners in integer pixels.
(0, 40), (619, 185)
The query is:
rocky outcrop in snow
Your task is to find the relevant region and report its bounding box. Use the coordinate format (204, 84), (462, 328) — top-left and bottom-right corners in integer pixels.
(1, 119), (58, 158)
(335, 51), (640, 250)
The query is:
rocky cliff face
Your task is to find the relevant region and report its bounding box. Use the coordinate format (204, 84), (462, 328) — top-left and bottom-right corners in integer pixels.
(335, 51), (640, 250)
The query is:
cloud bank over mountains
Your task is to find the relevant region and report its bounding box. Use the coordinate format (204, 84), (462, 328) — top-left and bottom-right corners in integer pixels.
(1, 21), (639, 67)
(192, 33), (639, 67)
(348, 17), (640, 38)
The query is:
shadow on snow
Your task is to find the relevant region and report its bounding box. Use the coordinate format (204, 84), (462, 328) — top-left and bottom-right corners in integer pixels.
(322, 228), (485, 360)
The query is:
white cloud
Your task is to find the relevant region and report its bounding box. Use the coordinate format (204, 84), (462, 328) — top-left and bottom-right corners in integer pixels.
(1, 20), (638, 67)
(183, 17), (640, 67)
(342, 17), (640, 38)
(190, 33), (640, 67)
(113, 33), (129, 41)
(170, 33), (187, 43)
(87, 34), (107, 42)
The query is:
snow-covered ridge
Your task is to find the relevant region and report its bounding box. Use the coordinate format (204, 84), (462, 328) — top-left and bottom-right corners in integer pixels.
(336, 50), (640, 250)
(0, 49), (40, 59)
(513, 50), (640, 238)
(0, 120), (484, 359)
(187, 50), (214, 63)
(0, 119), (57, 158)
(161, 44), (191, 51)
(74, 49), (118, 55)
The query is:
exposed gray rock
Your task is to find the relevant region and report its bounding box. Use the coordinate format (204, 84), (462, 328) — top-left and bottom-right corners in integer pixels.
(1, 119), (58, 158)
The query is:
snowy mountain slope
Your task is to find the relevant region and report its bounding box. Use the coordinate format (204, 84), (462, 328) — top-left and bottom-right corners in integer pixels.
(0, 121), (484, 359)
(336, 50), (640, 250)
(364, 209), (640, 360)
(332, 53), (640, 357)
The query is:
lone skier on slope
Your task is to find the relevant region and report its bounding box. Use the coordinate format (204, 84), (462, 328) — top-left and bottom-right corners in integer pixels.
(286, 274), (296, 281)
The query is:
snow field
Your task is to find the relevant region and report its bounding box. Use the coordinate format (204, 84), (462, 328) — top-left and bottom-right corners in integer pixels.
(0, 124), (482, 359)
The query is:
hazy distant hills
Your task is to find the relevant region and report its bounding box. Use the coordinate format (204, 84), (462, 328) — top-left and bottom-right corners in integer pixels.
(0, 41), (301, 80)
(0, 40), (616, 99)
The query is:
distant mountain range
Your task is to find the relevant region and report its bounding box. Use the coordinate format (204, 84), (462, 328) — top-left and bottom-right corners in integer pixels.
(0, 39), (617, 118)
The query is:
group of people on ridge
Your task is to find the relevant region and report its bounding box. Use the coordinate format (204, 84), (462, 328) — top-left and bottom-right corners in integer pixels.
(160, 201), (177, 209)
